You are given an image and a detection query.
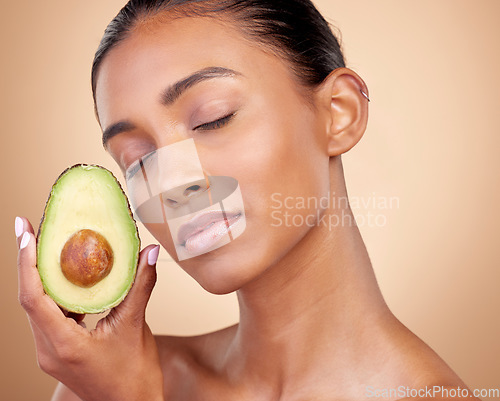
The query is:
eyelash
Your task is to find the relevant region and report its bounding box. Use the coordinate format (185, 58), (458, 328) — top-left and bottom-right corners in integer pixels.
(194, 113), (235, 131)
(125, 150), (155, 180)
(125, 113), (235, 179)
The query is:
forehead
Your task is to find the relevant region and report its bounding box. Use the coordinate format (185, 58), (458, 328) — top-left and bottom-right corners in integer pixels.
(95, 16), (298, 126)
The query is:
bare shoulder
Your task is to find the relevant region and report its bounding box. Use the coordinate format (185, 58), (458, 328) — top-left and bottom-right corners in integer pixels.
(377, 319), (481, 401)
(154, 324), (238, 392)
(155, 323), (237, 364)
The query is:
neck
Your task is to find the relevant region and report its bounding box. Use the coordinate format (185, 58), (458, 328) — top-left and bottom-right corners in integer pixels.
(224, 162), (396, 395)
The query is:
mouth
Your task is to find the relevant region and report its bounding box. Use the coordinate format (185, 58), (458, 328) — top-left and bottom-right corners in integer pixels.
(177, 210), (242, 255)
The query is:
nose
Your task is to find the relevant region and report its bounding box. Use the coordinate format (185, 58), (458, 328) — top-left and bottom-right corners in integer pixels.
(149, 138), (210, 207)
(161, 177), (210, 208)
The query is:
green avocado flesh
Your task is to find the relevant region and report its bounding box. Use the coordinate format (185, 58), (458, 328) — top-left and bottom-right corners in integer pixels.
(37, 164), (140, 314)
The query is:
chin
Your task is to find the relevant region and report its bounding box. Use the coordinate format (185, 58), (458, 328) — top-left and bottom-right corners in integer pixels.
(152, 218), (305, 295)
(176, 237), (266, 295)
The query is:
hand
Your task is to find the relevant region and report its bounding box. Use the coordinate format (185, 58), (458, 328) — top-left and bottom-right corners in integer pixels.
(16, 217), (164, 401)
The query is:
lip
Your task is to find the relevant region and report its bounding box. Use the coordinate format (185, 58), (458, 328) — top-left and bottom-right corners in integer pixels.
(177, 210), (242, 254)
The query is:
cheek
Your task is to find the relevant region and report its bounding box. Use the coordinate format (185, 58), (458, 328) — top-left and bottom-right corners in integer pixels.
(209, 109), (330, 254)
(244, 113), (330, 215)
(231, 124), (329, 274)
(207, 113), (328, 213)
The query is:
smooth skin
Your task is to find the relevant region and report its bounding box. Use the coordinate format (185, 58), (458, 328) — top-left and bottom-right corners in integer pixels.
(17, 15), (480, 401)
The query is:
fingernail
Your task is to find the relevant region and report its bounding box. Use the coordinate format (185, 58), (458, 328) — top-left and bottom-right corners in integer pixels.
(148, 245), (160, 266)
(20, 232), (30, 250)
(15, 217), (24, 238)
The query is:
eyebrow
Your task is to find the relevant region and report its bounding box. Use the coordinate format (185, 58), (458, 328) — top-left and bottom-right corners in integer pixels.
(102, 121), (136, 147)
(102, 66), (241, 146)
(160, 66), (240, 105)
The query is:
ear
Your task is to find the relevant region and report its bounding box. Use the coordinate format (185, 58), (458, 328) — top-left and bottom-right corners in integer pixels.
(317, 68), (369, 156)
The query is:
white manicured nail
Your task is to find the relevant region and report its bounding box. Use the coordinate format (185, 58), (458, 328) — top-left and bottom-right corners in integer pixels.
(148, 245), (160, 266)
(20, 232), (30, 250)
(15, 217), (24, 238)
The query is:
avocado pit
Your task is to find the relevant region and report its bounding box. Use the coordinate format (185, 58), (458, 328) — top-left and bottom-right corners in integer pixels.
(60, 229), (114, 288)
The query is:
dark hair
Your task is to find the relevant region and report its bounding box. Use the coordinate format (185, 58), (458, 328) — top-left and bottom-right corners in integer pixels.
(91, 0), (346, 109)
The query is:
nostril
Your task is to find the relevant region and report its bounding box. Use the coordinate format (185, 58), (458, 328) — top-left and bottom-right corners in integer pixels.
(184, 185), (201, 197)
(166, 198), (178, 206)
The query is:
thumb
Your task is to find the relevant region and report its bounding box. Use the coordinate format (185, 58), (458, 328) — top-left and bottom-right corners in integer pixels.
(110, 244), (160, 328)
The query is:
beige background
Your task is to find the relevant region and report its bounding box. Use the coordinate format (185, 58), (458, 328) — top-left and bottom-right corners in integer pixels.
(1, 1), (499, 399)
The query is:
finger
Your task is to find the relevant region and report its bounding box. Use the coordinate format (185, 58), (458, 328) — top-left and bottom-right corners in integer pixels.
(110, 244), (160, 328)
(27, 315), (50, 353)
(17, 229), (69, 334)
(15, 216), (34, 248)
(60, 308), (86, 324)
(67, 312), (86, 324)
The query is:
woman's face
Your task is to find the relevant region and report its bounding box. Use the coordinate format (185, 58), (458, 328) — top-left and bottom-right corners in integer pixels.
(96, 16), (332, 294)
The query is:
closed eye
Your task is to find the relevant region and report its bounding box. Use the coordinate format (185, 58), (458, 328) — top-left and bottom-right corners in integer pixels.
(193, 113), (235, 131)
(125, 150), (156, 180)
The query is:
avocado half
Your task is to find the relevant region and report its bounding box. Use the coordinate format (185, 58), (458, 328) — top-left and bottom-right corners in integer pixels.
(37, 164), (140, 314)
